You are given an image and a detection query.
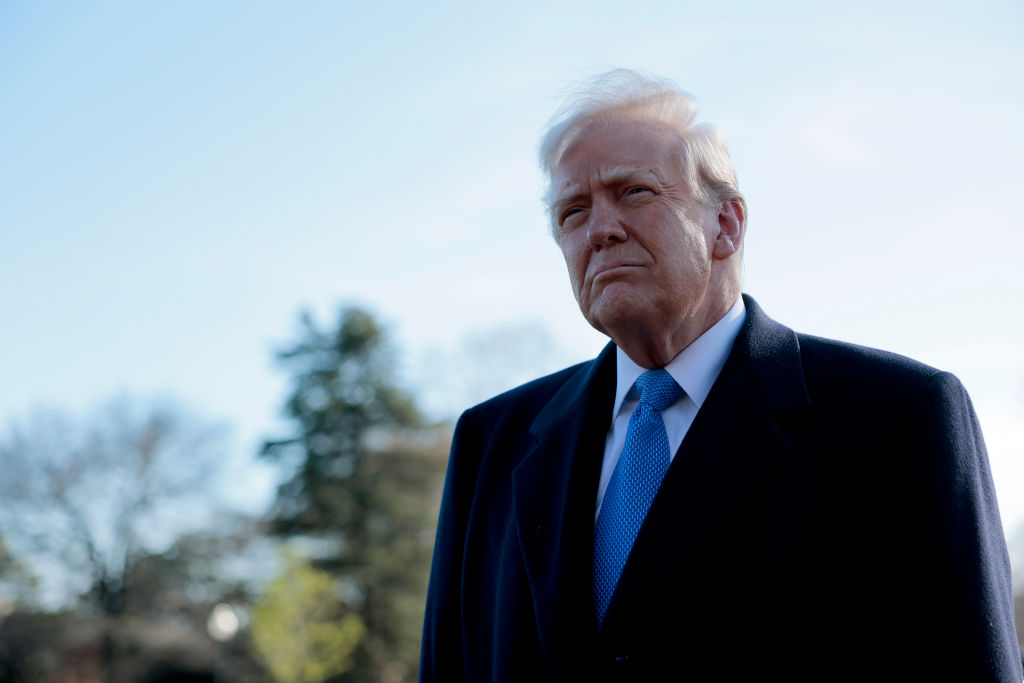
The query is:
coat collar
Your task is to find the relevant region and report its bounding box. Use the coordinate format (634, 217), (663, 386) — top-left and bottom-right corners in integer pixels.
(511, 295), (810, 672)
(733, 294), (811, 418)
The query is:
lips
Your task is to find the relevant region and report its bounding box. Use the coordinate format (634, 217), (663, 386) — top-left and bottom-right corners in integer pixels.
(592, 262), (643, 281)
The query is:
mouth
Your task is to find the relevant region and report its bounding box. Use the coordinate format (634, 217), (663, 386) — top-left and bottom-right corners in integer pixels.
(592, 263), (642, 281)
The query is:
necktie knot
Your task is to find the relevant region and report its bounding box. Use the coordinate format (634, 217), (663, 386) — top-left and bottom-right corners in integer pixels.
(635, 369), (682, 412)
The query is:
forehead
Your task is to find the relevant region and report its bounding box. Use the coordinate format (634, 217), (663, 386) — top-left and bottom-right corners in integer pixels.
(553, 118), (683, 190)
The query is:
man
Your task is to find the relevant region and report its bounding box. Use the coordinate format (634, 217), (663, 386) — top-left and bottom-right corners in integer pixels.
(420, 70), (1022, 681)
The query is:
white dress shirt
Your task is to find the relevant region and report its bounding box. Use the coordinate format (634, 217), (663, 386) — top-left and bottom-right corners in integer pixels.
(595, 296), (747, 518)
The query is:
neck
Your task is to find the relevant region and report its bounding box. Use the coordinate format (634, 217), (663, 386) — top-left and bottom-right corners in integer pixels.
(615, 288), (738, 369)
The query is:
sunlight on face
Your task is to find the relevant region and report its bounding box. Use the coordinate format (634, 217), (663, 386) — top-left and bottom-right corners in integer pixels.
(552, 118), (720, 360)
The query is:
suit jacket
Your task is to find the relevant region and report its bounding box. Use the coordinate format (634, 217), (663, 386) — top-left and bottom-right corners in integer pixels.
(421, 296), (1022, 682)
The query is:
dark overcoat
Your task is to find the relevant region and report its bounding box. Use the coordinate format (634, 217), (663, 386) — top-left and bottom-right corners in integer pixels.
(421, 296), (1021, 681)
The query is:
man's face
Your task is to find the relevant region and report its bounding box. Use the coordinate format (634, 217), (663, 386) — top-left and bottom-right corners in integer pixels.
(552, 118), (721, 345)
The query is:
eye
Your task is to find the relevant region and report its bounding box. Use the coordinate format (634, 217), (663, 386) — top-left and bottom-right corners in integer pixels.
(625, 186), (652, 197)
(560, 207), (584, 227)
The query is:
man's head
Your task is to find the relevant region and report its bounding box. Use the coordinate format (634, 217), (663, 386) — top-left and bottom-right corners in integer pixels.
(539, 70), (747, 368)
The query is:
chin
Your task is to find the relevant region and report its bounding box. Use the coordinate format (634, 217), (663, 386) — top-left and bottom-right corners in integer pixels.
(584, 292), (648, 338)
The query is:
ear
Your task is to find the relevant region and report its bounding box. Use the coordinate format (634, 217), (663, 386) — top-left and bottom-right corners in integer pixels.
(711, 199), (745, 261)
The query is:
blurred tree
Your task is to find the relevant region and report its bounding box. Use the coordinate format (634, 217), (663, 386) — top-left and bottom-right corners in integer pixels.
(75, 526), (272, 682)
(261, 307), (448, 682)
(117, 520), (261, 618)
(0, 533), (38, 611)
(0, 537), (43, 682)
(0, 399), (226, 682)
(252, 552), (365, 682)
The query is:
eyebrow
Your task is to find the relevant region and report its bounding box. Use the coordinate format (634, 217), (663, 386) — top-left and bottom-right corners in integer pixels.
(600, 165), (656, 186)
(552, 185), (588, 214)
(552, 166), (659, 211)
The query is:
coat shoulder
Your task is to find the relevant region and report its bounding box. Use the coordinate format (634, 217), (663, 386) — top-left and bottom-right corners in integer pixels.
(795, 332), (948, 396)
(787, 333), (976, 451)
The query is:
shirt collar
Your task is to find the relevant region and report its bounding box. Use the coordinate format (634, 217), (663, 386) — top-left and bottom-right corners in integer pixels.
(612, 295), (747, 419)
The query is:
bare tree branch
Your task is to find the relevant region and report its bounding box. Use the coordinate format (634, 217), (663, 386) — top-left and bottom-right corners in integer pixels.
(0, 397), (227, 613)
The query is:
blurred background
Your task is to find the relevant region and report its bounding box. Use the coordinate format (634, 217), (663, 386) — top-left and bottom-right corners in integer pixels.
(2, 1), (1022, 680)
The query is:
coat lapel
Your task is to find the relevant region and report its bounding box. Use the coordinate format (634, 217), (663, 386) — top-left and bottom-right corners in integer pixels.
(510, 296), (811, 668)
(511, 342), (616, 677)
(601, 295), (811, 637)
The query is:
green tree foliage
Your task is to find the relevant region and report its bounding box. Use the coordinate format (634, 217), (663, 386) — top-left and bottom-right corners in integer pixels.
(261, 307), (448, 682)
(252, 552), (365, 683)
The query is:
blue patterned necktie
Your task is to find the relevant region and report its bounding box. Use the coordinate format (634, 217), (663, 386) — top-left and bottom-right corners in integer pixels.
(593, 368), (683, 625)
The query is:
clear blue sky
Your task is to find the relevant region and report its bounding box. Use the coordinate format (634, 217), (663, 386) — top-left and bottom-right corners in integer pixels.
(2, 1), (1022, 566)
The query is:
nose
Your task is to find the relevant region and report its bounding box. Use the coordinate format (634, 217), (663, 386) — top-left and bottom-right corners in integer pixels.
(587, 199), (627, 249)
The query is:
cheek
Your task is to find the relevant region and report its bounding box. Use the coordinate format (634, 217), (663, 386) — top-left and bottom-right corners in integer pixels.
(676, 236), (713, 285)
(560, 240), (588, 286)
(658, 229), (711, 287)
